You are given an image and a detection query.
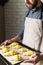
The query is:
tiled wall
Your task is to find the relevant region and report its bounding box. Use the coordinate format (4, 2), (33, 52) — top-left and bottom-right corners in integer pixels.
(4, 0), (28, 39)
(0, 6), (5, 43)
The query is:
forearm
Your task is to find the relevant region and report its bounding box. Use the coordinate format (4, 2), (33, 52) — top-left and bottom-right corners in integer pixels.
(9, 35), (22, 43)
(2, 29), (24, 45)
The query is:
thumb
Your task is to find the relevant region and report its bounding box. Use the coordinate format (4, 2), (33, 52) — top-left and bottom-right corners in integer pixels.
(32, 54), (36, 58)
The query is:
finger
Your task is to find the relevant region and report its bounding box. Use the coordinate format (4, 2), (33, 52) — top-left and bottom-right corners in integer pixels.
(24, 59), (34, 63)
(32, 54), (36, 58)
(25, 0), (28, 4)
(4, 40), (8, 45)
(24, 56), (38, 63)
(2, 42), (7, 45)
(0, 40), (8, 46)
(1, 43), (4, 45)
(24, 60), (34, 63)
(25, 0), (26, 2)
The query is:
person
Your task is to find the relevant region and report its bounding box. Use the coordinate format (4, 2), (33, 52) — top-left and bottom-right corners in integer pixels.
(1, 0), (43, 65)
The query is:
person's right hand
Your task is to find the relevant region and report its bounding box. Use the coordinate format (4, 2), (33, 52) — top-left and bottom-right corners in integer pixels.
(1, 40), (12, 45)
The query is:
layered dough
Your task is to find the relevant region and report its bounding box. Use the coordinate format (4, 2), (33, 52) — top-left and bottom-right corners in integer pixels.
(9, 42), (23, 49)
(2, 47), (10, 53)
(0, 45), (8, 49)
(10, 42), (19, 46)
(23, 50), (35, 56)
(14, 45), (23, 49)
(0, 45), (10, 53)
(11, 55), (23, 61)
(0, 42), (36, 64)
(18, 48), (28, 52)
(5, 50), (19, 56)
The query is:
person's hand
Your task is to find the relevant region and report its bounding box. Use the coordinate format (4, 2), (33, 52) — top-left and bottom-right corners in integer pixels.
(25, 0), (29, 4)
(24, 53), (42, 64)
(1, 40), (12, 45)
(24, 0), (30, 9)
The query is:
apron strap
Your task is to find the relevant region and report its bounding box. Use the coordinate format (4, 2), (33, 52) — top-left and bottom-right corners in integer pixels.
(38, 3), (43, 51)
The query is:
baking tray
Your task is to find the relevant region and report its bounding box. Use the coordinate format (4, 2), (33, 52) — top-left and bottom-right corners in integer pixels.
(0, 42), (41, 65)
(0, 54), (24, 65)
(0, 54), (11, 65)
(18, 42), (41, 53)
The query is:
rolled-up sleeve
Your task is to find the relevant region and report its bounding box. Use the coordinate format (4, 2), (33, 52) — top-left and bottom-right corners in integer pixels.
(18, 28), (24, 40)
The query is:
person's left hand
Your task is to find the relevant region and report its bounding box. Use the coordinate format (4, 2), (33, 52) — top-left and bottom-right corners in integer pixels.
(24, 53), (42, 64)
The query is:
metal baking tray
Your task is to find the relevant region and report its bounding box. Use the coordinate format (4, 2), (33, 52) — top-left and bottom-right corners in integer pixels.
(18, 42), (41, 53)
(0, 54), (23, 65)
(0, 42), (41, 65)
